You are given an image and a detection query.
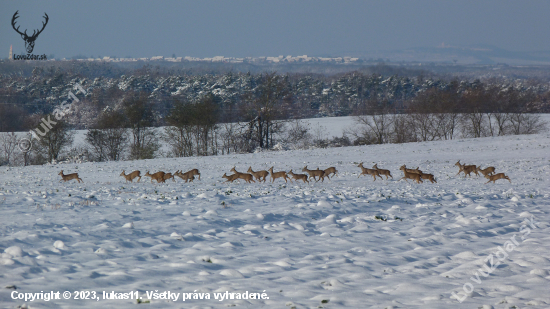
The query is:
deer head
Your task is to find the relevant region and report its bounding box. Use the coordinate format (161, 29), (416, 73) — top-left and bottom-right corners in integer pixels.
(12, 11), (49, 54)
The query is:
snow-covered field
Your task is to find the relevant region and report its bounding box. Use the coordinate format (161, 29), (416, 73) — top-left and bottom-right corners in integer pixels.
(1, 132), (550, 309)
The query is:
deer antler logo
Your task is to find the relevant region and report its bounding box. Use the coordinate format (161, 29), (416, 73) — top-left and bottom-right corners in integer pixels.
(11, 10), (49, 54)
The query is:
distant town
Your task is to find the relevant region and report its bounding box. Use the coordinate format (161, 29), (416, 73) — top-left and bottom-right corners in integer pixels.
(7, 45), (360, 64)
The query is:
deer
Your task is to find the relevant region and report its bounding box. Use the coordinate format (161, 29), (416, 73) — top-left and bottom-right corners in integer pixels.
(144, 171), (166, 183)
(357, 163), (383, 181)
(268, 166), (289, 183)
(455, 160), (478, 177)
(229, 167), (255, 183)
(398, 170), (423, 184)
(182, 169), (200, 180)
(372, 164), (393, 179)
(323, 167), (338, 178)
(174, 170), (195, 183)
(476, 166), (495, 177)
(247, 167), (268, 182)
(302, 166), (326, 182)
(400, 165), (422, 175)
(120, 170), (141, 183)
(222, 173), (240, 183)
(58, 170), (83, 183)
(12, 11), (49, 54)
(163, 172), (175, 182)
(418, 171), (437, 183)
(180, 168), (201, 180)
(485, 173), (511, 184)
(288, 169), (309, 183)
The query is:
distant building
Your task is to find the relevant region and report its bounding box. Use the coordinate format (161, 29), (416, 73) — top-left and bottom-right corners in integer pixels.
(47, 53), (359, 64)
(9, 45), (13, 60)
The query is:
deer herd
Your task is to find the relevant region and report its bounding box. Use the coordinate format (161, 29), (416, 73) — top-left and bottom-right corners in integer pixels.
(57, 160), (511, 185)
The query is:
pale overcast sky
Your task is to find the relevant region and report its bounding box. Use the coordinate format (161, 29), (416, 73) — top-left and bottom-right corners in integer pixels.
(1, 0), (549, 58)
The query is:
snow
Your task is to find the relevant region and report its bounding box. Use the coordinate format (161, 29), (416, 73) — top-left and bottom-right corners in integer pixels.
(1, 130), (550, 308)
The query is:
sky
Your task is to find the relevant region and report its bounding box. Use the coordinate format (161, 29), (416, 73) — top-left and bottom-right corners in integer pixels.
(1, 0), (549, 59)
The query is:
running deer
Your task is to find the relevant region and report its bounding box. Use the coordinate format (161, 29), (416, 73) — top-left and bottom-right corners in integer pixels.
(247, 166), (268, 182)
(229, 167), (255, 183)
(372, 164), (393, 179)
(398, 170), (423, 184)
(163, 172), (175, 182)
(58, 170), (83, 183)
(120, 170), (141, 183)
(400, 165), (422, 175)
(302, 166), (326, 182)
(455, 160), (478, 177)
(144, 171), (166, 183)
(485, 173), (511, 184)
(269, 166), (289, 183)
(288, 169), (309, 183)
(357, 163), (383, 181)
(182, 169), (201, 180)
(174, 170), (195, 183)
(222, 173), (240, 183)
(418, 171), (437, 183)
(476, 166), (495, 177)
(323, 166), (338, 178)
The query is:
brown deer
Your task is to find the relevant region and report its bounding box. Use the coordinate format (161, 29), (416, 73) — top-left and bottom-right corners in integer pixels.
(372, 164), (393, 179)
(400, 165), (422, 175)
(399, 170), (423, 184)
(174, 170), (195, 183)
(288, 169), (309, 183)
(455, 160), (478, 177)
(144, 171), (166, 183)
(476, 166), (495, 177)
(247, 167), (268, 182)
(182, 169), (201, 180)
(302, 166), (326, 182)
(268, 166), (289, 183)
(120, 170), (141, 183)
(357, 163), (383, 181)
(58, 170), (83, 183)
(163, 172), (175, 182)
(229, 167), (255, 183)
(418, 172), (437, 183)
(485, 173), (511, 184)
(222, 173), (240, 183)
(323, 166), (338, 178)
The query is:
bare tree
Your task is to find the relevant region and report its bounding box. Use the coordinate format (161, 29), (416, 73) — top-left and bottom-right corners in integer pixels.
(391, 114), (416, 144)
(460, 88), (490, 138)
(164, 95), (219, 157)
(164, 98), (196, 157)
(193, 94), (219, 156)
(285, 119), (312, 149)
(0, 132), (18, 166)
(509, 113), (547, 135)
(219, 122), (246, 154)
(34, 119), (74, 163)
(241, 72), (292, 150)
(123, 93), (159, 160)
(85, 110), (128, 161)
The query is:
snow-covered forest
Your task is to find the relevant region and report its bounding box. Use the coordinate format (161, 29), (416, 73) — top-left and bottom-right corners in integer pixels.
(0, 61), (549, 167)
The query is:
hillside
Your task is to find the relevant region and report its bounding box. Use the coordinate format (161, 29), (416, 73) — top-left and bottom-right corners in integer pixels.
(1, 133), (549, 308)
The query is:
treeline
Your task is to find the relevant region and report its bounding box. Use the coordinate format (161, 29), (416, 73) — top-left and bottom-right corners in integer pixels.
(0, 68), (549, 166)
(3, 66), (550, 128)
(346, 82), (547, 145)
